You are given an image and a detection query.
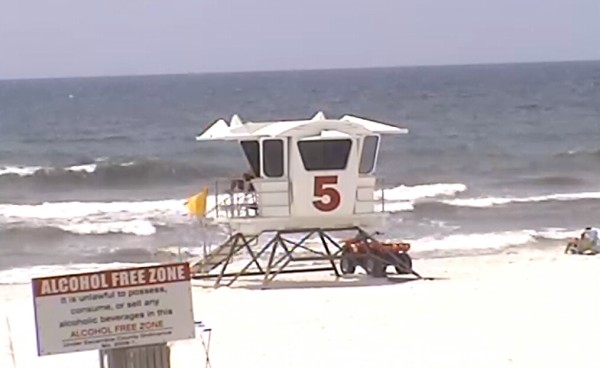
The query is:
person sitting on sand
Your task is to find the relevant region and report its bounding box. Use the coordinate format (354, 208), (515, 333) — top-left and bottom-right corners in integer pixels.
(577, 227), (600, 254)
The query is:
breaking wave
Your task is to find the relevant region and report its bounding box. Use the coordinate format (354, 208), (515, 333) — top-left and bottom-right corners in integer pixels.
(409, 227), (579, 254)
(0, 199), (186, 236)
(58, 220), (158, 236)
(0, 166), (44, 176)
(442, 191), (600, 208)
(376, 183), (467, 202)
(0, 159), (233, 188)
(0, 183), (465, 236)
(373, 183), (467, 212)
(2, 182), (598, 236)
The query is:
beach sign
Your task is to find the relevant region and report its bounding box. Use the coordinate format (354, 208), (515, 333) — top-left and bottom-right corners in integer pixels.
(31, 262), (195, 356)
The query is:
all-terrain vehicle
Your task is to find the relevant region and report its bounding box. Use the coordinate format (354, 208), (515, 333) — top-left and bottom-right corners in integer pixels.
(339, 236), (415, 277)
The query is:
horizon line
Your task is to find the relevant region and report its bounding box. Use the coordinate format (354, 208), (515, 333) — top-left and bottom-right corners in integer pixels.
(1, 57), (599, 83)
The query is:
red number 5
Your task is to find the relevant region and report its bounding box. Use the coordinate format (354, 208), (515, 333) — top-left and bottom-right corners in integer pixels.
(313, 176), (341, 212)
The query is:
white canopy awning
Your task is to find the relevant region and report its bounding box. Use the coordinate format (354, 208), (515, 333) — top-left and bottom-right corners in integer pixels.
(195, 112), (408, 141)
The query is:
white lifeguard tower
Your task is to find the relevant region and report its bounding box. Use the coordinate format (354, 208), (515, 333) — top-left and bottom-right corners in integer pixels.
(190, 112), (416, 287)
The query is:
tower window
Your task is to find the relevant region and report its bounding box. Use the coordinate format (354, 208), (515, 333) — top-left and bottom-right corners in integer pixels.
(241, 140), (260, 176)
(262, 139), (284, 177)
(297, 139), (352, 171)
(359, 135), (379, 174)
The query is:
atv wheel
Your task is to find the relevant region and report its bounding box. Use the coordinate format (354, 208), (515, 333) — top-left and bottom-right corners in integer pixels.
(365, 257), (386, 278)
(340, 256), (356, 274)
(394, 253), (413, 274)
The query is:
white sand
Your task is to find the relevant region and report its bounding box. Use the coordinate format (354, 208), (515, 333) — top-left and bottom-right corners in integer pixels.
(1, 246), (598, 368)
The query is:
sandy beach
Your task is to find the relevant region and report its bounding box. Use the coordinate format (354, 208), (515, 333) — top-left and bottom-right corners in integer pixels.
(1, 244), (598, 368)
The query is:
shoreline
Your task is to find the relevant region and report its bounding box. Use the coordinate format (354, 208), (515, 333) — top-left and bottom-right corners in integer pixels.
(0, 239), (570, 278)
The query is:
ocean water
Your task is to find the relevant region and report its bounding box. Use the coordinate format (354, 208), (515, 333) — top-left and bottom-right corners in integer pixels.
(1, 61), (599, 276)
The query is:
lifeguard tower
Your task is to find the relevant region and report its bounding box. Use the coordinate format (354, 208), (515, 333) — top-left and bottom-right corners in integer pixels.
(190, 112), (418, 287)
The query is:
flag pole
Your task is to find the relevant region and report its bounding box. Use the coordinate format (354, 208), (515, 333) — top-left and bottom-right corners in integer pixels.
(6, 315), (17, 368)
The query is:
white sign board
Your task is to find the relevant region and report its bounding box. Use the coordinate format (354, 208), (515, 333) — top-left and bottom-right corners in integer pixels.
(32, 262), (195, 356)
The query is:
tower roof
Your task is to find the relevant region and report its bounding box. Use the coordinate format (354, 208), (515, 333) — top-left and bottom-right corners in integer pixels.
(196, 112), (408, 141)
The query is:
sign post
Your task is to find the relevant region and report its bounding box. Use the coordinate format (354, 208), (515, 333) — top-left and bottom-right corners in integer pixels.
(32, 262), (195, 367)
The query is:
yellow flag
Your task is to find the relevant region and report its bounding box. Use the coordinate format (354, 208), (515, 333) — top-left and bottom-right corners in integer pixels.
(186, 187), (209, 217)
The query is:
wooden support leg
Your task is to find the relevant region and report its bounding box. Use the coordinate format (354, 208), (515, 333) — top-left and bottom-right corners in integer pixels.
(262, 236), (280, 285)
(318, 231), (340, 277)
(225, 236), (278, 287)
(264, 235), (306, 283)
(238, 234), (263, 273)
(214, 234), (240, 287)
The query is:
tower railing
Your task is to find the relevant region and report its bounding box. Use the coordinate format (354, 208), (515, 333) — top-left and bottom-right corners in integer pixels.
(205, 176), (389, 220)
(207, 177), (290, 220)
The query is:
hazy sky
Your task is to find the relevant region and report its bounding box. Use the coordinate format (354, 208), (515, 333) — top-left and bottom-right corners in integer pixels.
(1, 0), (599, 79)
